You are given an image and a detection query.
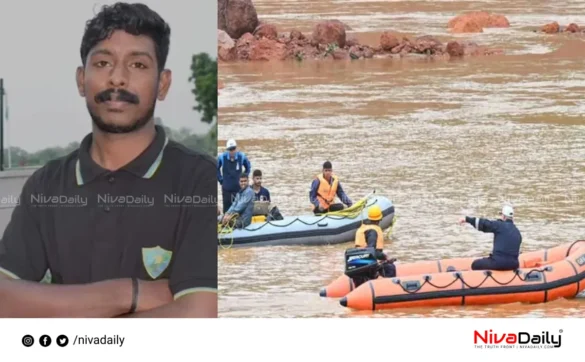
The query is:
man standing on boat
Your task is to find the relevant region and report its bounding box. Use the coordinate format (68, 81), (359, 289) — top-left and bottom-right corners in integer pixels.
(354, 205), (396, 277)
(459, 205), (522, 271)
(309, 161), (353, 214)
(217, 139), (251, 213)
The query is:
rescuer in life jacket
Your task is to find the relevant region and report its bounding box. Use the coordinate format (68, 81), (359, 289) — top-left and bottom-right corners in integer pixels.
(459, 205), (522, 271)
(354, 205), (396, 278)
(309, 161), (353, 214)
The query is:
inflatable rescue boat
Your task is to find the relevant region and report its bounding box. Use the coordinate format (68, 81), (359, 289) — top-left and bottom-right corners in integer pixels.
(332, 240), (585, 310)
(218, 194), (395, 248)
(321, 240), (585, 298)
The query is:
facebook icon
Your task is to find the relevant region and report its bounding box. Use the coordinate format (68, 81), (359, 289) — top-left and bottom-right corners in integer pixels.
(39, 335), (52, 347)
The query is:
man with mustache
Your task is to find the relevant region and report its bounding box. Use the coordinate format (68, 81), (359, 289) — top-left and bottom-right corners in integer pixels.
(0, 3), (216, 317)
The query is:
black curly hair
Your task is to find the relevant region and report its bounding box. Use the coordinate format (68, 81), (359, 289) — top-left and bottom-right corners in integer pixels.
(80, 2), (171, 72)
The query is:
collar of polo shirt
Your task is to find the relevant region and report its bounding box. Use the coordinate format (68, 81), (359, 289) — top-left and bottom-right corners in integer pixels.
(75, 125), (169, 186)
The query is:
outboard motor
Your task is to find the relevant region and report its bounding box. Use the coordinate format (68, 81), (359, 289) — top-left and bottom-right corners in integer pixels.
(344, 247), (381, 288)
(267, 206), (284, 221)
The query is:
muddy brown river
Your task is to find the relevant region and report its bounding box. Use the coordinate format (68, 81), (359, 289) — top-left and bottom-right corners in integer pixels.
(218, 0), (585, 317)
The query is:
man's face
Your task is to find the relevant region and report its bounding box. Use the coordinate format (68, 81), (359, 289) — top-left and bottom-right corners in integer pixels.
(229, 148), (237, 157)
(76, 30), (171, 133)
(253, 175), (262, 187)
(239, 177), (249, 190)
(323, 168), (333, 179)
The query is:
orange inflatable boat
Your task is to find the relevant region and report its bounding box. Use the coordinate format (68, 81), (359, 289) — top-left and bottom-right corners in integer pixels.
(336, 240), (585, 310)
(321, 240), (585, 298)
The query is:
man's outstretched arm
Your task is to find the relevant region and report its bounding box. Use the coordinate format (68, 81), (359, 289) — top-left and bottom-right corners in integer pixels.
(463, 216), (498, 233)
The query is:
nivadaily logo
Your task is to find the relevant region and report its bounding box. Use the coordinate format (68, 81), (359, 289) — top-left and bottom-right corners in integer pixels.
(474, 329), (562, 349)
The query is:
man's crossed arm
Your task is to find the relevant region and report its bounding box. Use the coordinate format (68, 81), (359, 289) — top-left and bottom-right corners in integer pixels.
(0, 273), (216, 318)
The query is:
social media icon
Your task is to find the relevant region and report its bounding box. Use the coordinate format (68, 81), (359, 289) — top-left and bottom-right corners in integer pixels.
(56, 335), (69, 347)
(22, 335), (34, 347)
(39, 335), (52, 347)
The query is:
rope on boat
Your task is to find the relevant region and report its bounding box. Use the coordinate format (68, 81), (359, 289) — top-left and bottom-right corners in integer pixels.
(389, 267), (553, 295)
(218, 192), (396, 249)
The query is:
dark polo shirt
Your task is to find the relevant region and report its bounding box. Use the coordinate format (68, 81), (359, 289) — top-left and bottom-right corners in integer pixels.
(0, 125), (217, 299)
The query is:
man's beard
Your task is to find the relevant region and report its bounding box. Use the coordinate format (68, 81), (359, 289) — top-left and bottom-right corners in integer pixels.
(88, 103), (156, 134)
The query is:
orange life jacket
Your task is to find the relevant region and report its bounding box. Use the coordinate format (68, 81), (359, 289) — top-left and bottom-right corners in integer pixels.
(355, 224), (384, 249)
(315, 174), (339, 209)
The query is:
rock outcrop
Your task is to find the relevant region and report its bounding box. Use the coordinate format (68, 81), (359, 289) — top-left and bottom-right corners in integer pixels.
(218, 0), (259, 39)
(448, 11), (510, 33)
(219, 1), (504, 62)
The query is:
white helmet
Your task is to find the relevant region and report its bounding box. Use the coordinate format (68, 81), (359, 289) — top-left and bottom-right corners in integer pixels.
(226, 139), (237, 150)
(501, 205), (514, 218)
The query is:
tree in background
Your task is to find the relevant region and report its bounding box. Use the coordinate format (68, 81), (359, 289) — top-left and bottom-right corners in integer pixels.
(176, 52), (217, 156)
(189, 53), (217, 124)
(3, 142), (80, 168)
(158, 52), (218, 157)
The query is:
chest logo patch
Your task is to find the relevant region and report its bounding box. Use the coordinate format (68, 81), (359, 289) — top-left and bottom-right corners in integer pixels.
(142, 246), (173, 279)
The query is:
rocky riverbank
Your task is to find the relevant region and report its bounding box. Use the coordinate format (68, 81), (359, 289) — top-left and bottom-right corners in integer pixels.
(217, 0), (584, 62)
